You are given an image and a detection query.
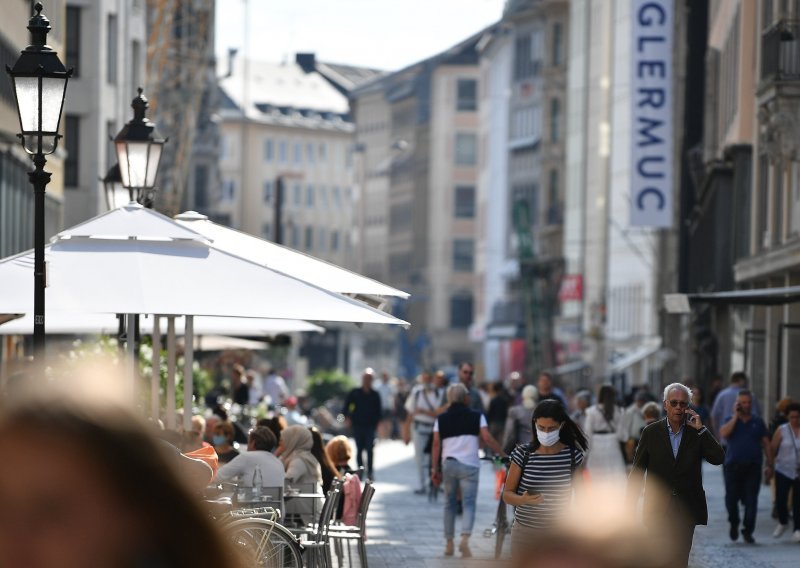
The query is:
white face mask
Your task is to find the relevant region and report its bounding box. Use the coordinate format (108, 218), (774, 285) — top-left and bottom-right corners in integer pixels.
(537, 428), (561, 447)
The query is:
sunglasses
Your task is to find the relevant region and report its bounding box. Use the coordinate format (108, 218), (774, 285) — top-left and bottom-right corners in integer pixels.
(667, 400), (689, 408)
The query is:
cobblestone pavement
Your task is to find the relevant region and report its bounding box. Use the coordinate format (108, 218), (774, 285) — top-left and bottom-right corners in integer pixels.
(360, 440), (799, 568)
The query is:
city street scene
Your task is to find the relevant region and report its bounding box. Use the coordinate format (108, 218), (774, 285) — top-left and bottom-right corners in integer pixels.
(1, 1), (800, 567)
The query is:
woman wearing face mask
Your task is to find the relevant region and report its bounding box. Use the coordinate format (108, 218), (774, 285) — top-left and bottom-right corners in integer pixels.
(212, 420), (240, 464)
(502, 399), (588, 557)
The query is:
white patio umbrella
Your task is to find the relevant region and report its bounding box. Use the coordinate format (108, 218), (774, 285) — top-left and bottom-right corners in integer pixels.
(0, 203), (406, 427)
(174, 211), (409, 305)
(0, 313), (325, 336)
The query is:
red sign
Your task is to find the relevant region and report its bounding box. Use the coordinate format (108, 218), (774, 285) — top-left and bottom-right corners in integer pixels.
(558, 275), (583, 302)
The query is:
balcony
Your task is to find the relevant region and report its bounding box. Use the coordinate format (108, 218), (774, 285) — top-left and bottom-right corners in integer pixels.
(760, 20), (800, 86)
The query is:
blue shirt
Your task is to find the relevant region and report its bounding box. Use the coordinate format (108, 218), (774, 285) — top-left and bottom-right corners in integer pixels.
(723, 415), (768, 465)
(667, 421), (685, 458)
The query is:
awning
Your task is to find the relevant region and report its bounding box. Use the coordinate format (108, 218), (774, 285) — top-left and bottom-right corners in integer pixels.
(609, 338), (662, 373)
(665, 286), (800, 312)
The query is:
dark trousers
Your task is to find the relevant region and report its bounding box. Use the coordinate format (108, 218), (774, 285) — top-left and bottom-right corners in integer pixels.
(352, 425), (376, 478)
(724, 463), (762, 535)
(674, 523), (695, 568)
(775, 470), (800, 530)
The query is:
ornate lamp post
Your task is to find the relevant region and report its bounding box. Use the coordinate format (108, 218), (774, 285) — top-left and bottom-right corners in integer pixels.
(114, 88), (165, 209)
(6, 3), (71, 355)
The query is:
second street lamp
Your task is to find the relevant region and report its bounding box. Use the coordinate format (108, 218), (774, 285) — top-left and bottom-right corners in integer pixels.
(6, 2), (71, 355)
(114, 88), (166, 208)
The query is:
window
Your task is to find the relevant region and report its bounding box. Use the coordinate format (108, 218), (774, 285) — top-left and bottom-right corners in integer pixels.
(195, 165), (209, 209)
(455, 133), (477, 165)
(106, 120), (116, 170)
(330, 230), (339, 251)
(514, 31), (543, 80)
(305, 226), (313, 250)
(291, 225), (300, 248)
(320, 185), (328, 207)
(319, 142), (327, 162)
(333, 186), (341, 207)
(511, 104), (542, 142)
(64, 115), (80, 187)
(293, 184), (302, 206)
(449, 294), (474, 329)
(66, 7), (81, 77)
(552, 23), (563, 67)
(306, 143), (315, 164)
(222, 179), (236, 201)
(318, 228), (326, 252)
(279, 140), (288, 163)
(131, 39), (141, 93)
(262, 223), (271, 238)
(547, 169), (561, 225)
(454, 186), (476, 218)
(294, 142), (302, 165)
(456, 79), (478, 111)
(107, 14), (118, 84)
(264, 139), (273, 162)
(550, 98), (561, 142)
(263, 180), (273, 204)
(453, 239), (475, 272)
(306, 185), (315, 207)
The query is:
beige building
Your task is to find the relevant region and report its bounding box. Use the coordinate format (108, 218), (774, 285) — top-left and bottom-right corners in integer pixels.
(351, 34), (485, 377)
(214, 57), (356, 270)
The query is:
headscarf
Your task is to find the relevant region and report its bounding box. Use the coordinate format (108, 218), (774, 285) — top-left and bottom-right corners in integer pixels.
(280, 425), (321, 482)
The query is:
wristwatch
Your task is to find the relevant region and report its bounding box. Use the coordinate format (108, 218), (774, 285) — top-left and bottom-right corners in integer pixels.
(697, 426), (708, 436)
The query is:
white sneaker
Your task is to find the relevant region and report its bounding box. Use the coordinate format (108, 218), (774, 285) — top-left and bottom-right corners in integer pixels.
(773, 524), (787, 538)
(793, 530), (800, 543)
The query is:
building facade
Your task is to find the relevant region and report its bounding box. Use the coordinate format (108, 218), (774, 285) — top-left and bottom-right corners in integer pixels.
(62, 0), (147, 226)
(477, 0), (569, 382)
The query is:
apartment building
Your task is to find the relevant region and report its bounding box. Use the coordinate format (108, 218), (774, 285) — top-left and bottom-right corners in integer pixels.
(477, 0), (569, 381)
(351, 33), (487, 378)
(62, 0), (147, 226)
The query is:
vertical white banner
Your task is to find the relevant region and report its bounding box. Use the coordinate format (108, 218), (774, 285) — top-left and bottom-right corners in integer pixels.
(631, 0), (673, 227)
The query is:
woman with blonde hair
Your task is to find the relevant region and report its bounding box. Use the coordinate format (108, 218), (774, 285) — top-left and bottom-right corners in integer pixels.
(326, 435), (356, 475)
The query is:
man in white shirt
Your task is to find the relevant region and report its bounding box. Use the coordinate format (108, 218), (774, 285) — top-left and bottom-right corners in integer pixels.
(404, 371), (444, 494)
(263, 369), (289, 407)
(431, 384), (505, 558)
(217, 426), (285, 488)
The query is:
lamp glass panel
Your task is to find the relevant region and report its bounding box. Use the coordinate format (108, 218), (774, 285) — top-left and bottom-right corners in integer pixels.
(108, 186), (130, 209)
(21, 134), (57, 155)
(13, 77), (40, 131)
(116, 141), (131, 187)
(145, 143), (162, 187)
(40, 77), (67, 132)
(124, 141), (149, 188)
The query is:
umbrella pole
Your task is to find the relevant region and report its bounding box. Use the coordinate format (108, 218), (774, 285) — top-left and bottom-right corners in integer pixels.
(183, 315), (194, 432)
(166, 316), (176, 430)
(127, 314), (136, 399)
(151, 315), (161, 420)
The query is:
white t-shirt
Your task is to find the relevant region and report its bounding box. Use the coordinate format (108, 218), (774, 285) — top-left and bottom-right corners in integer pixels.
(216, 449), (286, 488)
(434, 413), (487, 469)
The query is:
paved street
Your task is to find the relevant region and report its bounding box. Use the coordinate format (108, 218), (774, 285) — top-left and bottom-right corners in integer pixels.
(362, 440), (799, 567)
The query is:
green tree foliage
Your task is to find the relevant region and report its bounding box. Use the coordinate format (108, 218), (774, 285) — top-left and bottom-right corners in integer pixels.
(306, 369), (354, 405)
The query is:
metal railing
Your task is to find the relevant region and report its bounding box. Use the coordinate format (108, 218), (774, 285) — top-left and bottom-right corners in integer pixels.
(761, 20), (800, 83)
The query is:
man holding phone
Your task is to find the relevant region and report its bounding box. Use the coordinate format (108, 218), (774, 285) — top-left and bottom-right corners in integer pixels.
(718, 389), (773, 544)
(627, 382), (724, 567)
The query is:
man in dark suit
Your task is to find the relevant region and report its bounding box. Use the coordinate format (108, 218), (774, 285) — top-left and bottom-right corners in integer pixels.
(627, 382), (725, 567)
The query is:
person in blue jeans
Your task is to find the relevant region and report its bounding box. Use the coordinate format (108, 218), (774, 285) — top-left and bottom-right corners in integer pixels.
(719, 389), (774, 544)
(431, 383), (505, 558)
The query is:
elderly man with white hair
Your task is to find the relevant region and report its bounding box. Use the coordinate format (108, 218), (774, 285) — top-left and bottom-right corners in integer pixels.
(431, 383), (506, 558)
(627, 382), (725, 567)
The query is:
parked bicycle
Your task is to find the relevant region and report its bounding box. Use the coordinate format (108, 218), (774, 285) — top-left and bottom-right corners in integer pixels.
(482, 455), (511, 558)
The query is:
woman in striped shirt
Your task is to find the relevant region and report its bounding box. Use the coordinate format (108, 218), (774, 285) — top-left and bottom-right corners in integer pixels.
(502, 399), (588, 557)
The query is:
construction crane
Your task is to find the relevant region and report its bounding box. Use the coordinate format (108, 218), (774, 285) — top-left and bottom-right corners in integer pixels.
(145, 0), (215, 215)
(511, 188), (559, 379)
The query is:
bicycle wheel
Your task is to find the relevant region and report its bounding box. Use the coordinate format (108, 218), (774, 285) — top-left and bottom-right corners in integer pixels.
(494, 501), (508, 559)
(222, 518), (303, 568)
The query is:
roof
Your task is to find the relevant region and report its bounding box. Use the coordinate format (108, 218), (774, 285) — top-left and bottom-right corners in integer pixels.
(314, 61), (385, 93)
(664, 287), (800, 312)
(218, 58), (354, 131)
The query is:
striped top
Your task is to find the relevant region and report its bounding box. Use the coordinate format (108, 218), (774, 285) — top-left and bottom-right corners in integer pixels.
(509, 444), (584, 529)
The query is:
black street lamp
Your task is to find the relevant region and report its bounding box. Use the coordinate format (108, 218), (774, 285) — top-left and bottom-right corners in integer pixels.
(114, 88), (165, 208)
(101, 162), (129, 210)
(6, 3), (72, 355)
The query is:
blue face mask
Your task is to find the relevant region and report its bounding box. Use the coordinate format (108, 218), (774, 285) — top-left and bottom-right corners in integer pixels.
(212, 435), (227, 446)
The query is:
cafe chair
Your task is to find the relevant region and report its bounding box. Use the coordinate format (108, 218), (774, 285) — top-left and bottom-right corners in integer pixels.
(328, 480), (375, 568)
(294, 484), (341, 568)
